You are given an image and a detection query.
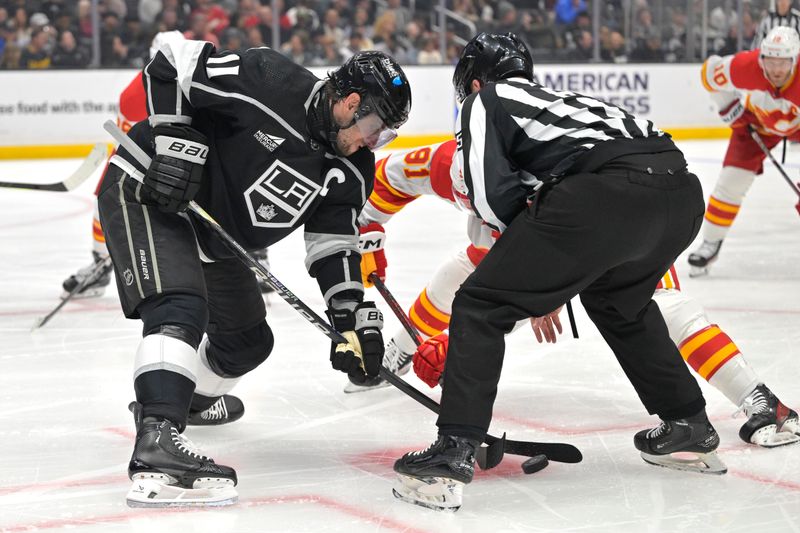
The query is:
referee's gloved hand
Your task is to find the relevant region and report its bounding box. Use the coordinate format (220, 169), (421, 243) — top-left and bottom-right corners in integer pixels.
(143, 124), (208, 213)
(326, 302), (384, 383)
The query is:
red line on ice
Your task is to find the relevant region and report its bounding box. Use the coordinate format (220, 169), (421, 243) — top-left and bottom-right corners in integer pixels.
(0, 494), (428, 533)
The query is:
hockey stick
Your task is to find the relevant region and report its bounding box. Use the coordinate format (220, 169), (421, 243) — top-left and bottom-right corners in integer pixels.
(104, 121), (582, 466)
(566, 300), (579, 338)
(368, 273), (582, 465)
(748, 126), (800, 215)
(0, 144), (107, 192)
(32, 256), (113, 330)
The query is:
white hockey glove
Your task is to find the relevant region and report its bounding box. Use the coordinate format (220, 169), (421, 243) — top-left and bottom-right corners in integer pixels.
(326, 301), (384, 383)
(143, 124), (208, 213)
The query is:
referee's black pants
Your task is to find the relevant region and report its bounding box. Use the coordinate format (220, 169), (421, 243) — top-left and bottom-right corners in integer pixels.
(437, 152), (707, 441)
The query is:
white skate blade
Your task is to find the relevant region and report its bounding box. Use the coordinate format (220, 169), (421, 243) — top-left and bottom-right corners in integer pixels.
(640, 451), (727, 475)
(61, 286), (106, 300)
(750, 422), (800, 448)
(392, 473), (464, 512)
(688, 266), (710, 278)
(127, 475), (238, 508)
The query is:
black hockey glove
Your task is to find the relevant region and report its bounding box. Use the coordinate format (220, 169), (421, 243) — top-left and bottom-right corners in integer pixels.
(326, 301), (384, 383)
(143, 124), (208, 213)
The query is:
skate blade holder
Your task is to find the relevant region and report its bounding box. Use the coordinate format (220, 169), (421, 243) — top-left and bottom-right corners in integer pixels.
(640, 451), (727, 475)
(127, 475), (238, 508)
(392, 474), (465, 512)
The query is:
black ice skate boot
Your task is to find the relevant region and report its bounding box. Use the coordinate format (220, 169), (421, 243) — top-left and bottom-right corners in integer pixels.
(393, 434), (479, 512)
(343, 339), (413, 393)
(688, 240), (723, 277)
(187, 394), (245, 426)
(61, 251), (112, 299)
(126, 402), (238, 507)
(634, 410), (727, 475)
(739, 384), (800, 447)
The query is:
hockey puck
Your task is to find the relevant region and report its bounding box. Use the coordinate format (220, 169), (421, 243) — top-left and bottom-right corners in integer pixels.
(521, 454), (549, 475)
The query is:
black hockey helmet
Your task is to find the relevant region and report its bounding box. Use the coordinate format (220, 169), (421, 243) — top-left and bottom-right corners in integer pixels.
(330, 51), (412, 131)
(453, 32), (534, 103)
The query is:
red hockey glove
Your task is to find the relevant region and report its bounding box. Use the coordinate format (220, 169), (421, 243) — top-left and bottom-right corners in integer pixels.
(358, 223), (387, 287)
(413, 333), (449, 388)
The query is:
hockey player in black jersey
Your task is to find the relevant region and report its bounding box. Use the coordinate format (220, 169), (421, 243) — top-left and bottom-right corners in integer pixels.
(393, 33), (722, 512)
(96, 41), (411, 507)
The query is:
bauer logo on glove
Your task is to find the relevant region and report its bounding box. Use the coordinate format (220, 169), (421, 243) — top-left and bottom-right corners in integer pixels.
(327, 302), (385, 383)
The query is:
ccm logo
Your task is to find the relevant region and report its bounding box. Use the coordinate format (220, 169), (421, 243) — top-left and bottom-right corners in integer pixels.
(168, 141), (207, 160)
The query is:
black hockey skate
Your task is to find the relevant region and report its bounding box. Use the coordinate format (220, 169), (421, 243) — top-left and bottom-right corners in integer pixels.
(393, 434), (479, 512)
(739, 384), (800, 447)
(688, 240), (722, 277)
(634, 410), (727, 475)
(187, 394), (245, 426)
(126, 402), (238, 507)
(61, 251), (112, 299)
(344, 339), (413, 393)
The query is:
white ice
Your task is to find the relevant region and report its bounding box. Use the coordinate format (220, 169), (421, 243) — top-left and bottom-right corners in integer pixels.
(0, 140), (798, 533)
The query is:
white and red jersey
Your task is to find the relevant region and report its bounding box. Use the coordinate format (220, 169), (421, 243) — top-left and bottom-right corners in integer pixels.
(702, 50), (800, 137)
(360, 140), (495, 250)
(117, 71), (148, 133)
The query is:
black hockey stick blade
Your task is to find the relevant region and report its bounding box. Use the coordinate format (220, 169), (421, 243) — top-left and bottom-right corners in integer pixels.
(0, 144), (107, 192)
(371, 275), (583, 465)
(476, 432), (506, 470)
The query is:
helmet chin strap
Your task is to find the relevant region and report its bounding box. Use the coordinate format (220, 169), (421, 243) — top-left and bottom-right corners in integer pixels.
(325, 96), (358, 157)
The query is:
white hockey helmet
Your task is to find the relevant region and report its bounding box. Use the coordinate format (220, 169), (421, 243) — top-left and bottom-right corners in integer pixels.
(759, 26), (800, 63)
(149, 30), (185, 59)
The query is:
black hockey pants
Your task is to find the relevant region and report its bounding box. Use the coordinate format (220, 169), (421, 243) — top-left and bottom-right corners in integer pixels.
(437, 151), (707, 441)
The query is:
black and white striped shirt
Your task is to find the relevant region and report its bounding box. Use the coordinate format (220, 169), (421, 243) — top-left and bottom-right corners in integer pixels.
(454, 77), (671, 232)
(752, 9), (800, 48)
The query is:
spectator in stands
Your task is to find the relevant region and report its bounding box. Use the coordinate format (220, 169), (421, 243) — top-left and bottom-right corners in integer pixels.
(379, 0), (411, 30)
(220, 27), (245, 53)
(285, 0), (319, 34)
(246, 25), (265, 48)
(52, 29), (89, 68)
(339, 30), (367, 58)
(235, 0), (261, 27)
(157, 8), (182, 32)
(19, 26), (52, 68)
(630, 31), (664, 62)
(77, 0), (94, 45)
(184, 12), (219, 46)
(350, 6), (374, 42)
(372, 10), (410, 63)
(718, 7), (758, 56)
(320, 8), (345, 50)
(417, 34), (443, 64)
(555, 0), (587, 27)
(280, 29), (313, 64)
(311, 34), (343, 65)
(192, 0), (230, 37)
(568, 29), (594, 61)
(494, 1), (519, 34)
(663, 5), (687, 62)
(600, 29), (627, 63)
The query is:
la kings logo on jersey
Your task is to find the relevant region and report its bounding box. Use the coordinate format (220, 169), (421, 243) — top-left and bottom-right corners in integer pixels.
(245, 160), (321, 228)
(253, 130), (285, 152)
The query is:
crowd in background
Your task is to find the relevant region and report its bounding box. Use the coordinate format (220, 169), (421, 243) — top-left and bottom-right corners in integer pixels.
(0, 0), (782, 69)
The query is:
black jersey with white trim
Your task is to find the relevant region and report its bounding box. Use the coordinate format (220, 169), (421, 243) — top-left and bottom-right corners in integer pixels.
(455, 77), (675, 232)
(114, 39), (374, 304)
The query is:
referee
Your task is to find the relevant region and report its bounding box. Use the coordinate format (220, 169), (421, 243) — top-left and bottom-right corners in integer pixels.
(394, 32), (722, 511)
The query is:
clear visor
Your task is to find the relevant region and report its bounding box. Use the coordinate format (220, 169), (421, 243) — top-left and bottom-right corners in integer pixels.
(354, 111), (398, 151)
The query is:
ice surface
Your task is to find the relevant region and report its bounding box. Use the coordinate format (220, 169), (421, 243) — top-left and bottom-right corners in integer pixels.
(0, 140), (798, 532)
